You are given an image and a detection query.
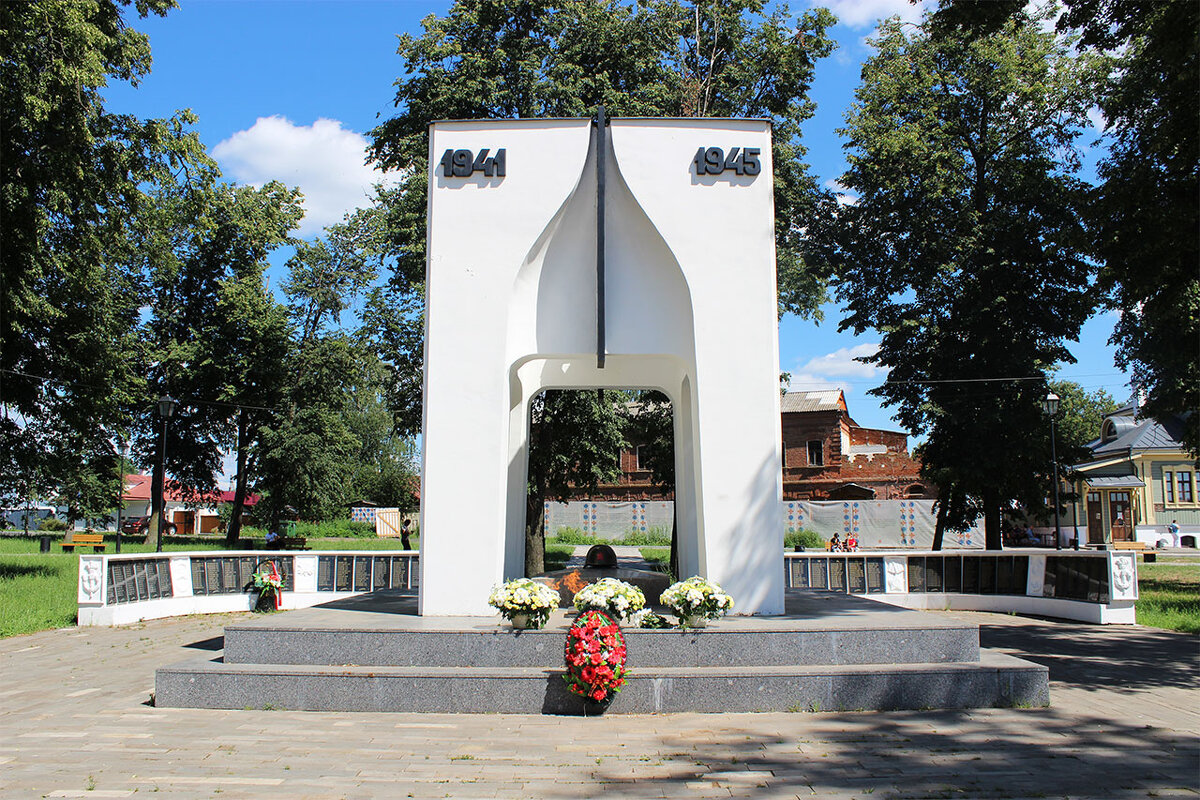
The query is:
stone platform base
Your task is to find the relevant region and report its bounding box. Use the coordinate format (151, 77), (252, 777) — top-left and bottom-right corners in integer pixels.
(155, 591), (1049, 714)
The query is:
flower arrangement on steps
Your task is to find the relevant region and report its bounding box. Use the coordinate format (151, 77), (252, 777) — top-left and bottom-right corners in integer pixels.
(251, 561), (283, 612)
(563, 609), (627, 712)
(659, 576), (734, 628)
(572, 577), (645, 623)
(488, 578), (561, 629)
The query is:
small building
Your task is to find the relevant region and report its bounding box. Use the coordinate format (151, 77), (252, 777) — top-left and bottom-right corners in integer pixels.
(1068, 405), (1197, 547)
(121, 475), (258, 536)
(779, 390), (930, 502)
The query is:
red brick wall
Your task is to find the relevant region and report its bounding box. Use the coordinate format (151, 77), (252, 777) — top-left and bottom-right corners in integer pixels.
(576, 408), (932, 502)
(781, 410), (842, 468)
(848, 426), (907, 452)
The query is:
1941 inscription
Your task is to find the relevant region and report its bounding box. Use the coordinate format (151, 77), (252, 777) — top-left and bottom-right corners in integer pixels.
(439, 148), (506, 178)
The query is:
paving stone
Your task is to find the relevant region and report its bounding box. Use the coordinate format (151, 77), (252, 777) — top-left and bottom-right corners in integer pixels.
(3, 609), (1199, 799)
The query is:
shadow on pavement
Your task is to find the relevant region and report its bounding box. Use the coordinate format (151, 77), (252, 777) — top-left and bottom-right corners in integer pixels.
(979, 622), (1199, 690)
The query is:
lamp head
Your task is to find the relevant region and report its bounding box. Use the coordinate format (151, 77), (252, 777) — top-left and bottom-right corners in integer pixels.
(157, 395), (179, 419)
(1041, 392), (1060, 417)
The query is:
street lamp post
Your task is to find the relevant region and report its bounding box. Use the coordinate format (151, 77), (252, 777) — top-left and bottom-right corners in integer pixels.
(155, 395), (178, 553)
(1041, 392), (1064, 551)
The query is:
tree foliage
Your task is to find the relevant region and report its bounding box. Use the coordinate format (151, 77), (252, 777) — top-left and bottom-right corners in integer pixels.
(0, 0), (212, 520)
(831, 9), (1100, 548)
(524, 389), (626, 575)
(1072, 1), (1199, 457)
(931, 0), (1199, 457)
(255, 239), (419, 527)
(1049, 379), (1118, 467)
(132, 176), (302, 541)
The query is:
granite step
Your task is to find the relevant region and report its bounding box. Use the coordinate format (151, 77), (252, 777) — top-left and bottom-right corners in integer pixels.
(222, 622), (980, 668)
(155, 651), (1047, 714)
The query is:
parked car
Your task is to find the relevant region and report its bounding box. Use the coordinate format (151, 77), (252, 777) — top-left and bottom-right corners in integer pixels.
(120, 516), (177, 536)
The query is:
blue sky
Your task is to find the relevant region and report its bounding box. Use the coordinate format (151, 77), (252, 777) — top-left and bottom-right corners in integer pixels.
(103, 0), (1132, 438)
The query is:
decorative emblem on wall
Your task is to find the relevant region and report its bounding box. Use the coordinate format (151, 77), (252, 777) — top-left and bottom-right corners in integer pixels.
(1111, 553), (1136, 600)
(884, 558), (907, 594)
(80, 559), (102, 602)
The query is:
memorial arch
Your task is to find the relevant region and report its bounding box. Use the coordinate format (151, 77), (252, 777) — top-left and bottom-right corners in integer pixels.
(420, 115), (784, 615)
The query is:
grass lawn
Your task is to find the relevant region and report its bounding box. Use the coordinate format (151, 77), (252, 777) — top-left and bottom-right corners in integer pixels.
(1136, 561), (1200, 634)
(0, 551), (80, 637)
(639, 547), (672, 575)
(545, 544), (573, 571)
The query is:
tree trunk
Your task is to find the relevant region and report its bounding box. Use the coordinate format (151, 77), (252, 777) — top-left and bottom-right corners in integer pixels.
(983, 485), (1002, 550)
(932, 489), (948, 551)
(669, 512), (679, 580)
(524, 494), (545, 577)
(145, 440), (164, 547)
(225, 413), (251, 548)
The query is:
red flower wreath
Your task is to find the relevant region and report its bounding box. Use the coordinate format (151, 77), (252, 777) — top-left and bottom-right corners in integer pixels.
(563, 608), (628, 703)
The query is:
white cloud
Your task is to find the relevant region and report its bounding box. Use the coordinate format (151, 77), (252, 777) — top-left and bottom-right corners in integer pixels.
(817, 0), (931, 29)
(213, 116), (396, 237)
(1087, 106), (1107, 133)
(823, 178), (859, 206)
(797, 343), (881, 379)
(785, 372), (844, 393)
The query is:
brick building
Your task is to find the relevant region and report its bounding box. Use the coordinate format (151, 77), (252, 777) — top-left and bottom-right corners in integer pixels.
(779, 390), (930, 501)
(591, 389), (931, 502)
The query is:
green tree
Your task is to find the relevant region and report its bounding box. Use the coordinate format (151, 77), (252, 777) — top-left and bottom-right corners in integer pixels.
(0, 0), (207, 521)
(830, 9), (1100, 549)
(930, 0), (1199, 457)
(284, 215), (377, 347)
(132, 178), (302, 544)
(1049, 379), (1118, 464)
(343, 355), (420, 511)
(525, 390), (626, 576)
(619, 390), (676, 573)
(256, 336), (363, 526)
(201, 273), (295, 546)
(620, 391), (675, 492)
(1071, 1), (1199, 458)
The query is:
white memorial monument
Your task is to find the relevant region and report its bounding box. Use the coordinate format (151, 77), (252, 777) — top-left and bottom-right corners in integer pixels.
(420, 114), (785, 615)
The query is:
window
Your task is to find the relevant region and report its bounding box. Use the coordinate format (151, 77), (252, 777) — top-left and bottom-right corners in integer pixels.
(635, 445), (647, 471)
(1165, 471), (1175, 504)
(1179, 472), (1194, 504)
(807, 440), (824, 466)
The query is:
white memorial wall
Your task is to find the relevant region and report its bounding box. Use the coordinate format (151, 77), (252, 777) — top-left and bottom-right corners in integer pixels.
(420, 116), (784, 615)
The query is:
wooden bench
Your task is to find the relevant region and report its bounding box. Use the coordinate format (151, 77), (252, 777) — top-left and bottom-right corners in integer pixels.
(61, 533), (106, 552)
(1111, 540), (1156, 562)
(267, 536), (309, 551)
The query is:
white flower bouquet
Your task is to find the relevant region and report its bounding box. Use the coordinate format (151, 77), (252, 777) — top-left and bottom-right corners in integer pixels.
(572, 577), (646, 622)
(488, 578), (561, 629)
(660, 576), (734, 624)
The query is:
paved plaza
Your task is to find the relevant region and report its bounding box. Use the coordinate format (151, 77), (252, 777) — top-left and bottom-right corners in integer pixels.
(1, 605), (1197, 799)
